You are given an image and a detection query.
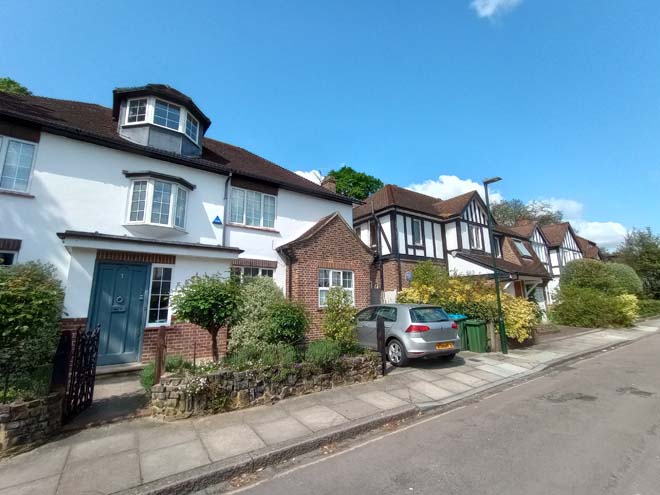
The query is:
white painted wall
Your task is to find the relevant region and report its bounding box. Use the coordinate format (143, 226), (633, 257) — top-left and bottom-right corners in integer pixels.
(396, 214), (405, 254)
(445, 222), (458, 251)
(378, 214), (392, 256)
(2, 132), (352, 317)
(447, 254), (493, 276)
(460, 222), (469, 249)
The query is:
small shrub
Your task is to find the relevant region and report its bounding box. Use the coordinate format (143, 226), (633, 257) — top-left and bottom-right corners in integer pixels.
(501, 295), (541, 343)
(322, 287), (358, 352)
(305, 340), (343, 370)
(224, 342), (299, 371)
(229, 278), (284, 351)
(638, 299), (660, 318)
(139, 355), (192, 393)
(264, 300), (309, 346)
(550, 286), (638, 328)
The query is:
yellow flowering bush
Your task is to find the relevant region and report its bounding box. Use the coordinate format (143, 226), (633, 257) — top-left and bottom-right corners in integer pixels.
(397, 261), (539, 342)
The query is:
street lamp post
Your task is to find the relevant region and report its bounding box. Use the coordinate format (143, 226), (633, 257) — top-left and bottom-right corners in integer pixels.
(483, 176), (508, 354)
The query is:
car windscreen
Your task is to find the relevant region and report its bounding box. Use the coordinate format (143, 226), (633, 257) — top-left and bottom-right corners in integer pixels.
(409, 307), (450, 323)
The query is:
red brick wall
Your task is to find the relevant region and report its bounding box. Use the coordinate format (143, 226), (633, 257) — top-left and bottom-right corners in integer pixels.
(141, 319), (225, 362)
(285, 216), (374, 340)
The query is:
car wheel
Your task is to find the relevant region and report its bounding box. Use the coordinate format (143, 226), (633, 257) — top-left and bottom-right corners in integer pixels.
(440, 353), (457, 361)
(387, 339), (409, 367)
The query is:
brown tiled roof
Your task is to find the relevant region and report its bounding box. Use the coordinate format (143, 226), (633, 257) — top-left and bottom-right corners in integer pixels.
(0, 91), (354, 205)
(494, 224), (529, 239)
(508, 222), (537, 239)
(457, 235), (551, 279)
(540, 222), (572, 248)
(575, 235), (601, 260)
(434, 191), (478, 219)
(353, 185), (440, 220)
(277, 212), (373, 256)
(353, 185), (479, 221)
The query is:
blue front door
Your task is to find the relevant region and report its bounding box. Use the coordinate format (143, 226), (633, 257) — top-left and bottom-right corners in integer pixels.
(89, 262), (149, 365)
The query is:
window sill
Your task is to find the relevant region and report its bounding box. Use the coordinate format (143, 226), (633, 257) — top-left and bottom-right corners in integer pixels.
(0, 189), (35, 199)
(227, 223), (280, 234)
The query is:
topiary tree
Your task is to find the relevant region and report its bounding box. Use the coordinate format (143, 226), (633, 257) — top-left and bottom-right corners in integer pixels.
(171, 274), (242, 361)
(322, 286), (357, 352)
(0, 262), (64, 402)
(229, 277), (284, 351)
(607, 263), (643, 296)
(561, 259), (619, 294)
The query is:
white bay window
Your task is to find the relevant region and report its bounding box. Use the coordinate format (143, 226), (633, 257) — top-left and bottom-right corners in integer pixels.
(229, 187), (276, 229)
(127, 179), (189, 230)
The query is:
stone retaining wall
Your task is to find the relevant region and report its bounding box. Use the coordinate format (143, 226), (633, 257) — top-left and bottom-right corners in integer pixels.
(0, 393), (63, 455)
(151, 353), (381, 420)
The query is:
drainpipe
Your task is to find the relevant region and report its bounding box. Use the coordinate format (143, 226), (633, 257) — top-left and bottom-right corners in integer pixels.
(222, 172), (233, 247)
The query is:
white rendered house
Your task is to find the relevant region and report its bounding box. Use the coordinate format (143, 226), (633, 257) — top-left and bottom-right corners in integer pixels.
(0, 84), (367, 364)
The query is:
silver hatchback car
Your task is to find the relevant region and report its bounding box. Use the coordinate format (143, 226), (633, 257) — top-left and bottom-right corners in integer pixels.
(355, 304), (461, 367)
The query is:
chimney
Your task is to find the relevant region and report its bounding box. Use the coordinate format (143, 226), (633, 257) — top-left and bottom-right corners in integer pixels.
(321, 175), (337, 193)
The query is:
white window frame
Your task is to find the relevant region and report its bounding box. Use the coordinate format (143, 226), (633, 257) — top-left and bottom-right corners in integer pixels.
(0, 135), (38, 194)
(229, 186), (277, 229)
(125, 179), (189, 230)
(318, 269), (354, 308)
(185, 113), (199, 143)
(513, 239), (532, 258)
(125, 97), (148, 124)
(231, 266), (275, 280)
(123, 96), (201, 144)
(146, 264), (174, 327)
(411, 218), (422, 246)
(469, 225), (483, 250)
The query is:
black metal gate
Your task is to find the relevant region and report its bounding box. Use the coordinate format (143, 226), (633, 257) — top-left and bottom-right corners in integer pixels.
(64, 325), (101, 420)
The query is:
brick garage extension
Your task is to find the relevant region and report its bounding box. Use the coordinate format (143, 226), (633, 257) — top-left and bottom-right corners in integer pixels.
(278, 213), (374, 340)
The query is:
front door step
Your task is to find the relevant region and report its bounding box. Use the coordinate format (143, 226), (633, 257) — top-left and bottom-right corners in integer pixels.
(96, 362), (146, 379)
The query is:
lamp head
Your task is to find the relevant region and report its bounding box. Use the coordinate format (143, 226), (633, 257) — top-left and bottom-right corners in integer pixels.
(483, 176), (502, 186)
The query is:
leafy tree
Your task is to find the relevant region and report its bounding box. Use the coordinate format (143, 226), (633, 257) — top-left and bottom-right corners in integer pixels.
(615, 228), (660, 299)
(0, 77), (32, 96)
(492, 199), (563, 227)
(322, 286), (358, 351)
(171, 274), (242, 361)
(326, 166), (383, 201)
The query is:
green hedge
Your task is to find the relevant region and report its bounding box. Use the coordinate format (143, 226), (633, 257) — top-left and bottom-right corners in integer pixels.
(638, 299), (660, 318)
(305, 340), (343, 371)
(550, 286), (638, 328)
(0, 262), (64, 402)
(561, 259), (642, 295)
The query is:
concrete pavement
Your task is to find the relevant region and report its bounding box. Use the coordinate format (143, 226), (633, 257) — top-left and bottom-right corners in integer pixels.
(228, 324), (660, 495)
(0, 319), (658, 495)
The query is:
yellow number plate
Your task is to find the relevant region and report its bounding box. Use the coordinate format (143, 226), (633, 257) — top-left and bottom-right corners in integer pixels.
(435, 342), (454, 350)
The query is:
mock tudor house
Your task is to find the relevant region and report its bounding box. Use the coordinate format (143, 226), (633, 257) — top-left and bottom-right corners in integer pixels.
(353, 185), (554, 313)
(0, 84), (371, 365)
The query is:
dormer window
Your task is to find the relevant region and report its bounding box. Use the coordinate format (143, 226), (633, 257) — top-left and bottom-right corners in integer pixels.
(513, 239), (532, 258)
(127, 98), (147, 123)
(124, 170), (195, 231)
(122, 96), (200, 145)
(154, 99), (181, 130)
(185, 114), (199, 142)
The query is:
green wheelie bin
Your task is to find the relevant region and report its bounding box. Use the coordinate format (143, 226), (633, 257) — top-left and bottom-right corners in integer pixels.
(465, 319), (488, 353)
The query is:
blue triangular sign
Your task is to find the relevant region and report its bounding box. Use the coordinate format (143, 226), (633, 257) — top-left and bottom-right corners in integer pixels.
(213, 216), (223, 225)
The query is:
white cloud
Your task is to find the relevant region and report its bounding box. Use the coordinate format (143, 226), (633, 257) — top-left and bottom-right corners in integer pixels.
(537, 197), (628, 250)
(407, 175), (505, 203)
(470, 0), (523, 18)
(540, 198), (584, 220)
(294, 169), (323, 185)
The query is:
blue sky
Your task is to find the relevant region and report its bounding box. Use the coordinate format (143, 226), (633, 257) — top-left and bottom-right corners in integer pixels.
(2, 0), (659, 248)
